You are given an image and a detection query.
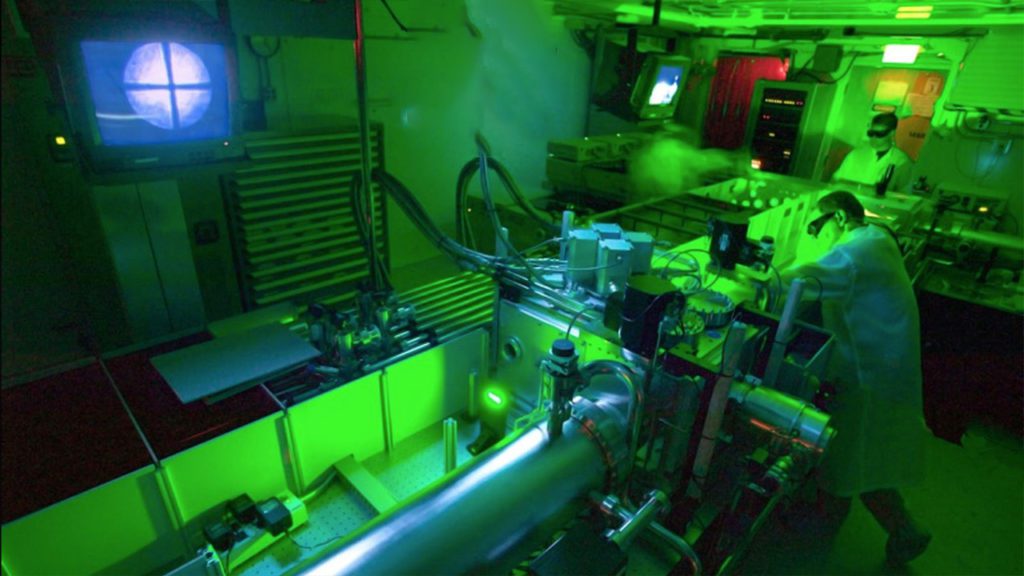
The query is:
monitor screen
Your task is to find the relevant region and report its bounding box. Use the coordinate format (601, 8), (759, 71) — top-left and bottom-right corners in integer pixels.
(631, 55), (689, 120)
(647, 65), (683, 106)
(80, 40), (231, 146)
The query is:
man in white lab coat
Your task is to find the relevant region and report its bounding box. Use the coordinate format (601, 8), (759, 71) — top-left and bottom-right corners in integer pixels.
(783, 190), (931, 566)
(832, 113), (913, 194)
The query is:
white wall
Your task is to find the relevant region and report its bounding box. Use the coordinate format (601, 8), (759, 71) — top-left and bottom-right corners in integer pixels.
(236, 0), (590, 268)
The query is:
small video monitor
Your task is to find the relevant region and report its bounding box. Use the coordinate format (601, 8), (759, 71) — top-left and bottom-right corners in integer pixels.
(80, 40), (231, 146)
(631, 55), (691, 120)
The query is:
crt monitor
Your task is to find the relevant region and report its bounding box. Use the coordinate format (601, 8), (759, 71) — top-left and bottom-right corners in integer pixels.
(56, 17), (244, 173)
(80, 40), (231, 147)
(631, 55), (690, 120)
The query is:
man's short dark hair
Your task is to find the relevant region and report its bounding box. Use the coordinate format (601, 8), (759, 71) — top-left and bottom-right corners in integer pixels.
(871, 112), (899, 133)
(818, 190), (866, 222)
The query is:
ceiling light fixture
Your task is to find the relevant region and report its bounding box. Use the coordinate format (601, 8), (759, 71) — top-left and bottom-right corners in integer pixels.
(896, 5), (933, 19)
(883, 44), (922, 63)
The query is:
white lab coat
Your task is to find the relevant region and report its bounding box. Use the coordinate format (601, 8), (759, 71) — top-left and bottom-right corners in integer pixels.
(832, 146), (914, 194)
(783, 225), (926, 497)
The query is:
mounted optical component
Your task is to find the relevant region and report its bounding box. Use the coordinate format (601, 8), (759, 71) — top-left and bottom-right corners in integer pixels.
(883, 44), (922, 64)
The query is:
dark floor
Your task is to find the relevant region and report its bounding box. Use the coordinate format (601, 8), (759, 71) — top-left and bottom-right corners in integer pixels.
(739, 422), (1024, 575)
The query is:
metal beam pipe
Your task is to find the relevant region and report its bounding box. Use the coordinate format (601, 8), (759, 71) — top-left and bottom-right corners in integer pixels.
(595, 492), (702, 574)
(607, 491), (669, 549)
(291, 387), (631, 575)
(729, 381), (835, 455)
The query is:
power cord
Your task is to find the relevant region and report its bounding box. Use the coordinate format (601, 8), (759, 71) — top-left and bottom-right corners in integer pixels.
(378, 0), (443, 33)
(565, 306), (590, 339)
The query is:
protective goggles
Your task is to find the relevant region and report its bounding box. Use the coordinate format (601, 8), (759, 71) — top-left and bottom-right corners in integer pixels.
(807, 212), (837, 237)
(867, 127), (895, 138)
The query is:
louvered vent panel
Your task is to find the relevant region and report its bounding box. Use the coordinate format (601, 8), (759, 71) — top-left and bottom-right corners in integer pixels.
(292, 272), (496, 343)
(225, 129), (387, 310)
(399, 272), (496, 340)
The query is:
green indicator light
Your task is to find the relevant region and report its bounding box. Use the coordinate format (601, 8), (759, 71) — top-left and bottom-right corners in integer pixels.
(280, 316), (295, 324)
(486, 391), (504, 406)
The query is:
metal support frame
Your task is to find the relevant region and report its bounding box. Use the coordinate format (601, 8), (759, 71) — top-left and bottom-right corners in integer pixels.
(265, 383), (307, 493)
(354, 0), (382, 291)
(380, 370), (395, 453)
(154, 464), (193, 555)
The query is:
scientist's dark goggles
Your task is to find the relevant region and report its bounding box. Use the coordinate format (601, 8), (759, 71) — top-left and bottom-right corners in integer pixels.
(807, 212), (837, 237)
(867, 127), (895, 138)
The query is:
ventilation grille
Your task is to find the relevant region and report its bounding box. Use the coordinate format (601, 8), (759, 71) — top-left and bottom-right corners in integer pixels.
(224, 129), (387, 310)
(946, 27), (1024, 116)
(286, 271), (497, 345)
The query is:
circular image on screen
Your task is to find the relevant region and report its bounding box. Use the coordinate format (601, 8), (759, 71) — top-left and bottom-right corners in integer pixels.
(123, 42), (212, 130)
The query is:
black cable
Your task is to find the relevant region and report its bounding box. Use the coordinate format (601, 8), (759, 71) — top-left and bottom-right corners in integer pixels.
(246, 36), (280, 102)
(565, 307), (589, 339)
(827, 53), (863, 83)
(455, 157), (559, 243)
(656, 248), (706, 280)
(474, 141), (544, 283)
(535, 261), (632, 273)
(682, 248), (713, 259)
(789, 53), (815, 82)
(288, 531), (345, 550)
(795, 53), (862, 85)
(621, 291), (679, 324)
(455, 159), (475, 244)
(373, 168), (495, 271)
(369, 166), (582, 283)
(302, 469), (340, 503)
(379, 0), (409, 32)
(661, 250), (701, 271)
(350, 172), (393, 290)
(694, 259), (723, 294)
